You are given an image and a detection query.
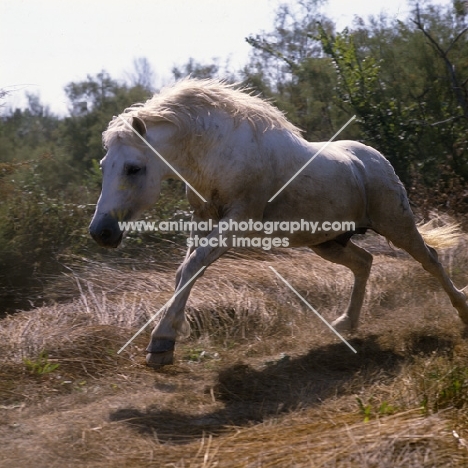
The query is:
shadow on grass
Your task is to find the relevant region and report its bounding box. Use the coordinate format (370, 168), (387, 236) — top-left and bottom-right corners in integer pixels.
(109, 331), (456, 443)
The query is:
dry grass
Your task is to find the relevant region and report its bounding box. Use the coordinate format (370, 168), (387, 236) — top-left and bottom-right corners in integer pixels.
(1, 235), (468, 467)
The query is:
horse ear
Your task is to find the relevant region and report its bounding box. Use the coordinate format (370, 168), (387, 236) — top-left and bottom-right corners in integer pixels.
(132, 116), (146, 137)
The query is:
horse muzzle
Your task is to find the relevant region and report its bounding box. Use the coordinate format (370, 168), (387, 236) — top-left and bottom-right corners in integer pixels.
(89, 214), (123, 248)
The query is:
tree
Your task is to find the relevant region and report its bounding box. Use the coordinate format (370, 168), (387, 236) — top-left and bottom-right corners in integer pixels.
(243, 0), (346, 141)
(61, 71), (151, 170)
(172, 57), (221, 80)
(244, 0), (468, 210)
(127, 57), (156, 91)
(318, 2), (468, 187)
(318, 23), (420, 184)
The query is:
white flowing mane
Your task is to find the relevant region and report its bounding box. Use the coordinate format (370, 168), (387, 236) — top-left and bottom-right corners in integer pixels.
(102, 78), (302, 148)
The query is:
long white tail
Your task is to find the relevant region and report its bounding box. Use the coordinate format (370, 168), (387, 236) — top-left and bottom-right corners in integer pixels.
(418, 220), (462, 249)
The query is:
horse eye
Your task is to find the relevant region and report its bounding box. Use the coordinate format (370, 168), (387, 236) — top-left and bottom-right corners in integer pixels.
(125, 164), (141, 176)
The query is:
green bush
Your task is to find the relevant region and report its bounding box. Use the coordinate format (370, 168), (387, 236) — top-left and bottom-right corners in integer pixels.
(0, 161), (95, 310)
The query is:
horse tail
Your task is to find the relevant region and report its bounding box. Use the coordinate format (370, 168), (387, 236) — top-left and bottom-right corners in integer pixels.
(418, 220), (462, 249)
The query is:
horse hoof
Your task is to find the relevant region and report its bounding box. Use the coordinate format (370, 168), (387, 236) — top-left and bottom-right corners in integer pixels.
(146, 350), (174, 368)
(331, 315), (356, 332)
(145, 338), (175, 368)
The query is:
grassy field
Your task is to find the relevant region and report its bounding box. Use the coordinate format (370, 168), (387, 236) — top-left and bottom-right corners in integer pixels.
(1, 233), (468, 467)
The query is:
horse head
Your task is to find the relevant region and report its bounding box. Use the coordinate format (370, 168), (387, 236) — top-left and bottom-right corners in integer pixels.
(89, 116), (174, 247)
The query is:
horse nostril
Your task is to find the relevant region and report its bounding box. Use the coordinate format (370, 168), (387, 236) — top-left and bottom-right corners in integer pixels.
(89, 218), (123, 248)
(100, 228), (113, 240)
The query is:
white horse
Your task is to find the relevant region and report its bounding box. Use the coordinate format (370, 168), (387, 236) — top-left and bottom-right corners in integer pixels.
(89, 78), (468, 367)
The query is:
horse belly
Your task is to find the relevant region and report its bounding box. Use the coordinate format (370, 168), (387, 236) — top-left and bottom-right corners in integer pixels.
(261, 169), (367, 246)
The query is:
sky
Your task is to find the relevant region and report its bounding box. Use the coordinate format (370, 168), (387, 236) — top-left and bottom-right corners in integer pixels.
(1, 0), (453, 115)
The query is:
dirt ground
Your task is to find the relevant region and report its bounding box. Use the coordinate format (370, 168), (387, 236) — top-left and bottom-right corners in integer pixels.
(1, 235), (468, 467)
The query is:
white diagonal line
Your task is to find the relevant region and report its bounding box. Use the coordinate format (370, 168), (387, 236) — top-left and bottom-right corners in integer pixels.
(268, 115), (356, 202)
(268, 266), (357, 353)
(118, 115), (207, 202)
(117, 266), (206, 354)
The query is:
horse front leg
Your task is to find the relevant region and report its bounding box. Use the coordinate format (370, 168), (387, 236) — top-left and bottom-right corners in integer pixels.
(146, 226), (230, 368)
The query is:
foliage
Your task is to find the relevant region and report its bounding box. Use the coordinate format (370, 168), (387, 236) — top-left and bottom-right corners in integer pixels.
(244, 0), (345, 141)
(23, 350), (60, 375)
(61, 71), (152, 170)
(244, 0), (468, 196)
(172, 57), (222, 81)
(0, 160), (96, 310)
(317, 24), (420, 184)
(317, 8), (468, 187)
(0, 69), (181, 312)
(419, 359), (468, 413)
(356, 397), (397, 422)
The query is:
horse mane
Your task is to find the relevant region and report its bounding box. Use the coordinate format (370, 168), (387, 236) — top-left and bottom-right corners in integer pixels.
(102, 78), (302, 148)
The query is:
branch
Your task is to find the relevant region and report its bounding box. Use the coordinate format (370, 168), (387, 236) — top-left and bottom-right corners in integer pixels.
(412, 6), (468, 119)
(445, 27), (468, 55)
(410, 115), (465, 127)
(246, 36), (299, 73)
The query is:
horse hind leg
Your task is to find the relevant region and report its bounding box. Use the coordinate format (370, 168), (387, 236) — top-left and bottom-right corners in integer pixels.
(311, 240), (373, 332)
(378, 218), (468, 325)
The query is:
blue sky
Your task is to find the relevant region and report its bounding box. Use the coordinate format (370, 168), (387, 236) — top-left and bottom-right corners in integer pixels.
(1, 0), (452, 115)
